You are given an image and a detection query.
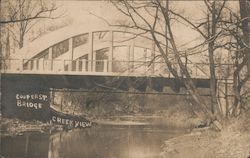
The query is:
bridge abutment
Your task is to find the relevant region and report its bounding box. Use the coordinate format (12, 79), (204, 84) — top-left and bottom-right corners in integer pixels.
(1, 74), (51, 122)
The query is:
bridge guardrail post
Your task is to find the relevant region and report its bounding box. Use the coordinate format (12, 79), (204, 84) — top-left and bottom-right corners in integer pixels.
(63, 60), (65, 71)
(68, 60), (72, 72)
(42, 59), (45, 71)
(144, 61), (147, 75)
(39, 59), (44, 71)
(166, 63), (170, 78)
(195, 64), (198, 77)
(76, 60), (80, 71)
(48, 47), (53, 72)
(20, 59), (24, 71)
(126, 61), (129, 75)
(82, 59), (86, 72)
(59, 60), (63, 72)
(27, 60), (32, 71)
(88, 32), (93, 72)
(108, 30), (113, 72)
(6, 59), (10, 71)
(51, 59), (53, 72)
(151, 62), (155, 75)
(104, 60), (108, 72)
(151, 43), (155, 75)
(34, 59), (38, 71)
(93, 58), (96, 72)
(69, 38), (74, 72)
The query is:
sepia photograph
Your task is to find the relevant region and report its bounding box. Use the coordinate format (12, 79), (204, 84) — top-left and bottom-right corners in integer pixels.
(0, 0), (250, 157)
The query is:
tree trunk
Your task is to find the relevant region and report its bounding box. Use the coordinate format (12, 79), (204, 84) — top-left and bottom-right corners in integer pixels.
(233, 48), (242, 116)
(208, 42), (218, 114)
(239, 0), (250, 76)
(163, 0), (220, 129)
(208, 2), (220, 117)
(232, 0), (250, 116)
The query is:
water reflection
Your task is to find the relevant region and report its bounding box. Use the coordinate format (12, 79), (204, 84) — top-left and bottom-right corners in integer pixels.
(1, 132), (49, 158)
(1, 125), (183, 158)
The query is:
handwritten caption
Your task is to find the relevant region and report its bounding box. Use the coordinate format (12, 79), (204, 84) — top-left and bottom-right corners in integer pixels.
(51, 116), (92, 128)
(16, 94), (48, 109)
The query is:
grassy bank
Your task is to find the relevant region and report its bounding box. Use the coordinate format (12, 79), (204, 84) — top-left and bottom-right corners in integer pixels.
(160, 111), (250, 158)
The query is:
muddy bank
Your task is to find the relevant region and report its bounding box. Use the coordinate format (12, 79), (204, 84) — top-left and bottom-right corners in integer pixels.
(160, 115), (250, 158)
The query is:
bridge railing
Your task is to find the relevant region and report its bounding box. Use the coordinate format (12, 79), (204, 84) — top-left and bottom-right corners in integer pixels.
(192, 62), (234, 80)
(1, 58), (168, 76)
(1, 58), (234, 79)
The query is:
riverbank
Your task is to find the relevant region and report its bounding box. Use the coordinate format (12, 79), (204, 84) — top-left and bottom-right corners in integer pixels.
(0, 113), (199, 137)
(0, 116), (63, 136)
(4, 115), (249, 158)
(1, 106), (205, 136)
(0, 115), (187, 136)
(92, 114), (204, 129)
(160, 112), (250, 158)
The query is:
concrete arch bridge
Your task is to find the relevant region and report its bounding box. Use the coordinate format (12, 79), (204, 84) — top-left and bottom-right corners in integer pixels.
(1, 25), (233, 122)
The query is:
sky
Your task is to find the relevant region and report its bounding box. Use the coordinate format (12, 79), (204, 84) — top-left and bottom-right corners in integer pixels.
(48, 1), (206, 62)
(51, 0), (239, 47)
(49, 1), (205, 46)
(15, 0), (240, 62)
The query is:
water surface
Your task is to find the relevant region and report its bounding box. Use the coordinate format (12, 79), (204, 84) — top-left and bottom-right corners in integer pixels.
(1, 125), (184, 158)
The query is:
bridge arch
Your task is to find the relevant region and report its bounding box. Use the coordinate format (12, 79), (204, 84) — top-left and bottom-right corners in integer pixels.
(4, 24), (214, 79)
(11, 25), (170, 76)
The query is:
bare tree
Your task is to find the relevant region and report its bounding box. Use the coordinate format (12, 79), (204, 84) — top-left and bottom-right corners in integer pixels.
(109, 0), (250, 130)
(205, 0), (226, 116)
(109, 0), (223, 129)
(0, 0), (58, 48)
(218, 0), (250, 116)
(239, 0), (250, 75)
(163, 0), (250, 119)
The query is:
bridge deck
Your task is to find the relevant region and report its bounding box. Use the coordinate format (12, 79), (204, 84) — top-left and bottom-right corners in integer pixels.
(1, 59), (234, 80)
(2, 73), (212, 93)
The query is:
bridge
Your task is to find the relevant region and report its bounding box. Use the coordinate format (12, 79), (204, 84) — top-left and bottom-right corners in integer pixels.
(1, 25), (232, 78)
(1, 25), (233, 122)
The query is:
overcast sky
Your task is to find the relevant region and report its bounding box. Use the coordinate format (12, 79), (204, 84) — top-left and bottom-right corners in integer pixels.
(52, 1), (204, 46)
(52, 0), (238, 46)
(26, 0), (239, 61)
